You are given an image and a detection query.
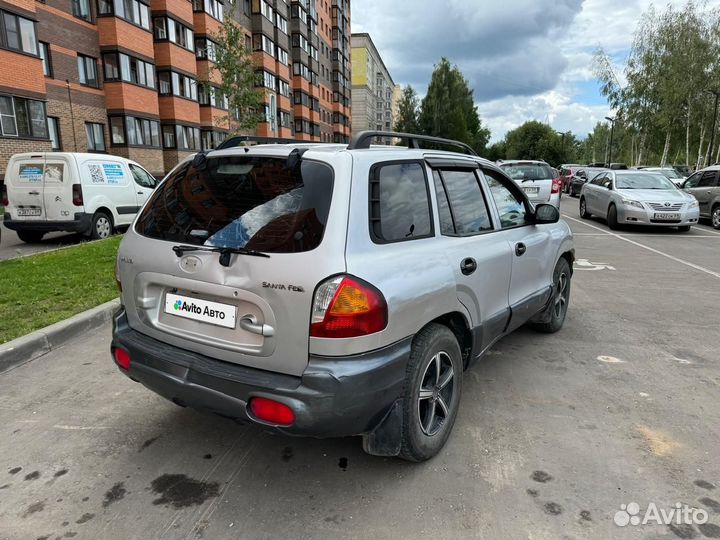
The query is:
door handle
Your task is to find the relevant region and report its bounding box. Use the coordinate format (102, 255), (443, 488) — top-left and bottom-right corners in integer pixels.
(137, 191), (144, 195)
(515, 243), (527, 256)
(460, 257), (477, 275)
(28, 190), (39, 195)
(239, 314), (275, 337)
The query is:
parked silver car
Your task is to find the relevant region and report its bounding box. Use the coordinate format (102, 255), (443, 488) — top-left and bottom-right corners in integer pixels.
(682, 166), (720, 229)
(642, 167), (686, 187)
(580, 170), (699, 231)
(111, 132), (574, 462)
(569, 167), (609, 197)
(498, 160), (562, 208)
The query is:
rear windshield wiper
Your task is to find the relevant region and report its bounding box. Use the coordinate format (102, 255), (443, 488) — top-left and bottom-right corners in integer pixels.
(172, 244), (270, 267)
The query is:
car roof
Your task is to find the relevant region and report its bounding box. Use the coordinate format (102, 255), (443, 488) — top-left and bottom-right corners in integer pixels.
(9, 152), (130, 161)
(498, 160), (550, 166)
(207, 143), (500, 169)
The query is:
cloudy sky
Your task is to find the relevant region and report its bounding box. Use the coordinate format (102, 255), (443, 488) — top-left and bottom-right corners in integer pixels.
(352, 0), (689, 142)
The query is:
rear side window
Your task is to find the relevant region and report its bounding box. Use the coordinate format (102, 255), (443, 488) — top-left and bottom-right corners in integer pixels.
(135, 156), (334, 253)
(433, 169), (492, 235)
(370, 161), (433, 243)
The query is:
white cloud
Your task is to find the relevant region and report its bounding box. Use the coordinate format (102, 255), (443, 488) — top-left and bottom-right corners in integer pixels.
(353, 0), (690, 141)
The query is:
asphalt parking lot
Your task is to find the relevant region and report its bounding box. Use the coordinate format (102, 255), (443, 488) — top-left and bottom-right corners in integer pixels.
(0, 221), (85, 261)
(1, 200), (719, 540)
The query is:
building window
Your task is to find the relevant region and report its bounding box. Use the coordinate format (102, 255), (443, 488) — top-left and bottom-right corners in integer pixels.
(252, 33), (274, 56)
(71, 0), (92, 21)
(276, 46), (288, 65)
(98, 0), (150, 30)
(157, 71), (197, 100)
(47, 116), (60, 150)
(195, 37), (217, 61)
(102, 52), (154, 88)
(200, 130), (225, 150)
(251, 0), (273, 20)
(108, 116), (159, 147)
(0, 10), (38, 55)
(162, 124), (200, 150)
(276, 13), (287, 34)
(0, 95), (48, 138)
(192, 0), (223, 20)
(39, 42), (52, 76)
(198, 86), (228, 109)
(85, 122), (105, 151)
(77, 54), (99, 87)
(153, 17), (193, 51)
(255, 70), (276, 90)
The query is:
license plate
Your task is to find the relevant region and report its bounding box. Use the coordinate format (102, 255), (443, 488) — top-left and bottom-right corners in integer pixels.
(165, 293), (237, 329)
(17, 208), (41, 217)
(523, 187), (539, 195)
(653, 213), (680, 221)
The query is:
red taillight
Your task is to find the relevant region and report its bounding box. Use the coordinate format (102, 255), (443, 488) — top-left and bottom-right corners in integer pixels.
(310, 275), (388, 338)
(1, 184), (8, 207)
(249, 397), (295, 426)
(113, 348), (131, 371)
(551, 178), (562, 194)
(72, 183), (83, 206)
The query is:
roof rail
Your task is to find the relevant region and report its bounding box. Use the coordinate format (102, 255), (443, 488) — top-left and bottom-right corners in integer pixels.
(216, 135), (306, 150)
(348, 131), (478, 156)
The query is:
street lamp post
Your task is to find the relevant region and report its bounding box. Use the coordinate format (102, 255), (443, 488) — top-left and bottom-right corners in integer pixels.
(556, 130), (565, 161)
(605, 116), (615, 167)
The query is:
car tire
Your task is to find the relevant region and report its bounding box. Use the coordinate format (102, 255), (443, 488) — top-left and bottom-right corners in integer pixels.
(398, 323), (463, 463)
(579, 197), (591, 219)
(90, 211), (113, 240)
(712, 206), (720, 230)
(16, 230), (44, 243)
(607, 204), (618, 230)
(678, 225), (691, 232)
(532, 257), (572, 334)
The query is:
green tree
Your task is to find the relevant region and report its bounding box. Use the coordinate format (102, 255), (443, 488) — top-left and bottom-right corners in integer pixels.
(394, 85), (420, 133)
(205, 7), (263, 133)
(504, 121), (566, 165)
(418, 58), (491, 153)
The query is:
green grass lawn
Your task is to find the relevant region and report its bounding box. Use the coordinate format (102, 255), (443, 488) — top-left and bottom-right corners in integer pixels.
(0, 236), (121, 344)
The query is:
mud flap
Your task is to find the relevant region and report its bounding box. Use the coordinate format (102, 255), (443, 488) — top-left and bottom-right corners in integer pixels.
(361, 399), (403, 457)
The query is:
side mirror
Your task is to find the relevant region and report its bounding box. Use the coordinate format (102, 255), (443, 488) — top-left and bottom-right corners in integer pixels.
(534, 204), (560, 224)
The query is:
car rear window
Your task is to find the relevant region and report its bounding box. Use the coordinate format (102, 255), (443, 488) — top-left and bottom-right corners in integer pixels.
(500, 164), (555, 181)
(135, 155), (334, 253)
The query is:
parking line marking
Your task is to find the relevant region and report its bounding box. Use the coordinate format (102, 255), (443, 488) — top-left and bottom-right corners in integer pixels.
(563, 214), (720, 280)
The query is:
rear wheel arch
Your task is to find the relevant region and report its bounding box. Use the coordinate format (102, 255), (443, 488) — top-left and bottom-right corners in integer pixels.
(425, 312), (472, 369)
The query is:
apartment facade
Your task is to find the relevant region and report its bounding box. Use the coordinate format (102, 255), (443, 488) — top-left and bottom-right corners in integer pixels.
(0, 0), (351, 179)
(350, 32), (393, 136)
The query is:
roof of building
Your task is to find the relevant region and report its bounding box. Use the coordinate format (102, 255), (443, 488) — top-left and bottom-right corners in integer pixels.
(350, 32), (395, 86)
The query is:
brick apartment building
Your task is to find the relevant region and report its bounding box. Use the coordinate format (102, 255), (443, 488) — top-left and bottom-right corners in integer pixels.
(0, 0), (351, 179)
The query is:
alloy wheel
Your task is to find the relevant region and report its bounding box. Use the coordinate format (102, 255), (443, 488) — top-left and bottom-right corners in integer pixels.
(713, 208), (720, 229)
(554, 271), (569, 318)
(417, 351), (455, 437)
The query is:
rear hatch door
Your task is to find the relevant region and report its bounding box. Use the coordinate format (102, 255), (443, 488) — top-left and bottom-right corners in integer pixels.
(7, 155), (46, 220)
(119, 151), (349, 377)
(501, 163), (554, 203)
(42, 156), (75, 221)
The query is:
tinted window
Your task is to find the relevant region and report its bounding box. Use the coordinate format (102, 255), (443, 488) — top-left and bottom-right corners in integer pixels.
(698, 171), (718, 188)
(684, 172), (702, 188)
(136, 156), (334, 253)
(432, 171), (454, 235)
(371, 162), (432, 242)
(500, 164), (554, 181)
(436, 169), (492, 235)
(484, 170), (530, 229)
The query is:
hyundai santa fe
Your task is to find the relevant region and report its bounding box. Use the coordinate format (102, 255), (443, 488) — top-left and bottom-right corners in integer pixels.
(111, 132), (575, 462)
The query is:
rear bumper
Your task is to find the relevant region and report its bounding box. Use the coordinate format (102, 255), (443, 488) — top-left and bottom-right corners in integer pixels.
(111, 309), (410, 438)
(3, 212), (91, 234)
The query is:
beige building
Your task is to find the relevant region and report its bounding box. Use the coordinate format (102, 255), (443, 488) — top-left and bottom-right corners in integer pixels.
(351, 33), (395, 136)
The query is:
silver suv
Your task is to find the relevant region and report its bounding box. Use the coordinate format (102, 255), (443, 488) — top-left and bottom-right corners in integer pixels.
(111, 132), (575, 462)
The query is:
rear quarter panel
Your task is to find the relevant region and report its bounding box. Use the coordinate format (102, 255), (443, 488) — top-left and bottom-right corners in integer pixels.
(310, 153), (472, 357)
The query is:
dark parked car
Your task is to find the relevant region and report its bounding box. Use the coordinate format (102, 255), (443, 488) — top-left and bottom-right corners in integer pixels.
(569, 167), (609, 197)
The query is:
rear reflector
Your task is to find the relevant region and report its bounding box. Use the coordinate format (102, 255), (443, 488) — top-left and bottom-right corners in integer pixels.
(249, 397), (295, 426)
(113, 348), (131, 371)
(1, 184), (7, 207)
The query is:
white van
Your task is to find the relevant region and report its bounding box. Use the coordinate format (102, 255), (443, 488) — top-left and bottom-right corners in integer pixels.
(2, 153), (157, 242)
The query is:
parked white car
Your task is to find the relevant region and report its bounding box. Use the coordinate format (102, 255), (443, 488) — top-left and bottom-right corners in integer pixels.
(2, 153), (157, 242)
(498, 160), (562, 208)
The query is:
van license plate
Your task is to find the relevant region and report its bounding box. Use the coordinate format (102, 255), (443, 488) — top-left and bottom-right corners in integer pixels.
(165, 293), (237, 329)
(17, 208), (41, 217)
(523, 187), (539, 195)
(653, 213), (680, 221)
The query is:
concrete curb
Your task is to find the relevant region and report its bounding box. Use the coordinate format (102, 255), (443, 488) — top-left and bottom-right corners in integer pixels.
(0, 298), (121, 374)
